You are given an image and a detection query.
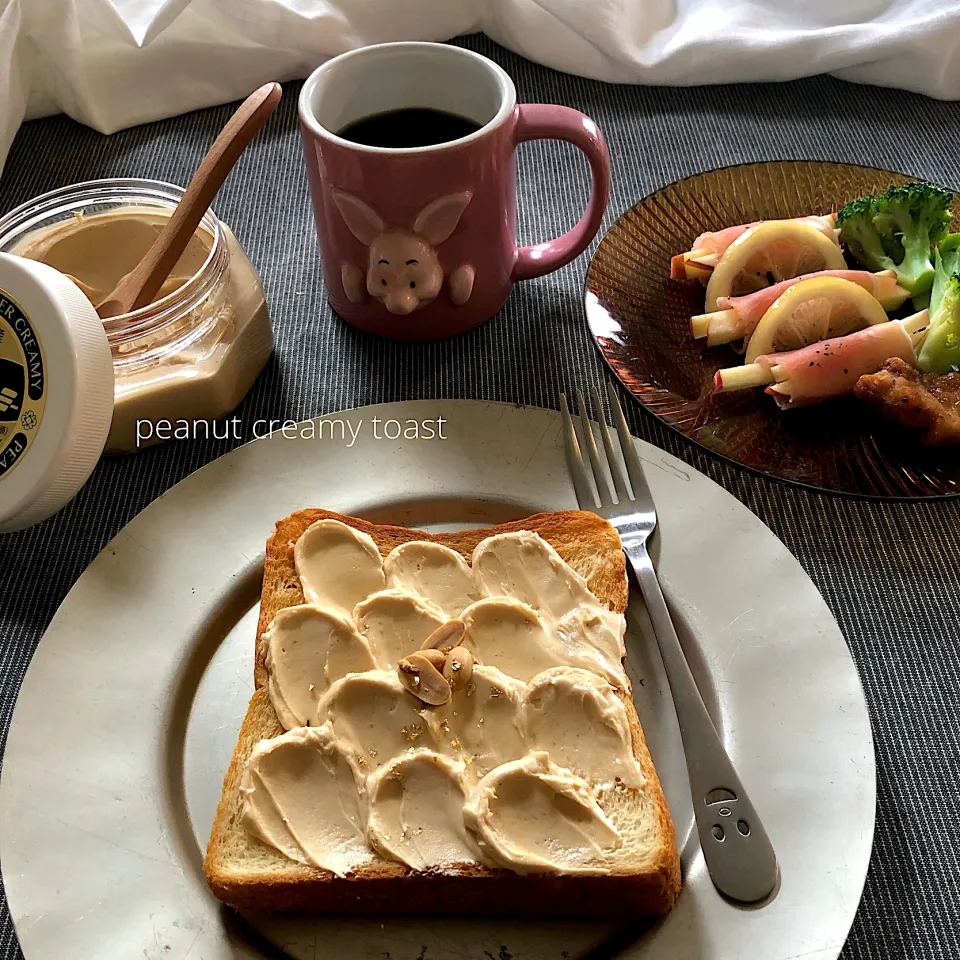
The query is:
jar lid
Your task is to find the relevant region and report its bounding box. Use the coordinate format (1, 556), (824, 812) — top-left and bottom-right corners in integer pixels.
(0, 254), (114, 532)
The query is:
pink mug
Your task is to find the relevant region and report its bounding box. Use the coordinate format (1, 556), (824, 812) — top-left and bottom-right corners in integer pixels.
(298, 42), (610, 341)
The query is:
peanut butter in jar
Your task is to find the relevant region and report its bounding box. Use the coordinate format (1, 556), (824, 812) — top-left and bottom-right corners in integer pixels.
(0, 178), (274, 453)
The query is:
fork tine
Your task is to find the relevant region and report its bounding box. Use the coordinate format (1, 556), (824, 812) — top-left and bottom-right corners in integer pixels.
(560, 394), (599, 509)
(576, 389), (614, 507)
(591, 386), (631, 503)
(606, 380), (653, 503)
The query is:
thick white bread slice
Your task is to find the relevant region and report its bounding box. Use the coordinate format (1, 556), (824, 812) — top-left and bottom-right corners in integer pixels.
(204, 509), (681, 916)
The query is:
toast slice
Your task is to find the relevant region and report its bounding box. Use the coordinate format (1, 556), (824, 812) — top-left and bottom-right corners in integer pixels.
(204, 509), (681, 916)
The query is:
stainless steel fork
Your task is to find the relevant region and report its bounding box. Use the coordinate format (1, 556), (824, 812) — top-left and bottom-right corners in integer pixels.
(561, 382), (779, 905)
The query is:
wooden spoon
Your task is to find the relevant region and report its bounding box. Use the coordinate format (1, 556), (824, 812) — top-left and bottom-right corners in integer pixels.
(97, 82), (282, 319)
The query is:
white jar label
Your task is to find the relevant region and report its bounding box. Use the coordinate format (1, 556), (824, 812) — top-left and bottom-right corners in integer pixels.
(0, 287), (47, 480)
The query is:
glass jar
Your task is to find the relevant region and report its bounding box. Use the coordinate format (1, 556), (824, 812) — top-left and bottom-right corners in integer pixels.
(0, 179), (274, 453)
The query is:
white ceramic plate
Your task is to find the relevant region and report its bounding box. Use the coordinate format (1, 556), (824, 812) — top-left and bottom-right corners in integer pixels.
(0, 400), (875, 960)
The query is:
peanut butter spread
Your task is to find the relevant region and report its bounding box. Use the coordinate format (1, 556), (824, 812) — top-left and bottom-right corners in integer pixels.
(14, 208), (211, 306)
(261, 605), (376, 729)
(383, 541), (479, 617)
(294, 520), (385, 614)
(240, 725), (369, 876)
(464, 752), (622, 874)
(366, 751), (487, 870)
(354, 589), (446, 668)
(244, 521), (643, 875)
(426, 664), (527, 784)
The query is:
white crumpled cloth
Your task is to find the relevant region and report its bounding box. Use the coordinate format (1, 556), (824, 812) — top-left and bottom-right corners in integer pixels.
(2, 0), (959, 175)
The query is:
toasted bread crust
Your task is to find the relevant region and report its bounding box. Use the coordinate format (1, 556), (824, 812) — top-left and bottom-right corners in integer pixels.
(204, 509), (680, 917)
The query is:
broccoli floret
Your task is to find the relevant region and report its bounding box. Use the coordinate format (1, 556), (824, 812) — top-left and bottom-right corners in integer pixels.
(837, 195), (893, 271)
(874, 183), (952, 292)
(838, 182), (953, 295)
(916, 238), (960, 374)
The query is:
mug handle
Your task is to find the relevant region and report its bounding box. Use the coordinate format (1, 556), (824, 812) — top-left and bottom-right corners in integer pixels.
(511, 104), (611, 282)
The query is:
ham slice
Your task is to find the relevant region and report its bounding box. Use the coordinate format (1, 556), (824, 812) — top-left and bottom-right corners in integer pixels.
(712, 312), (931, 407)
(756, 318), (923, 408)
(694, 215), (838, 255)
(691, 223), (757, 256)
(672, 214), (838, 284)
(711, 270), (907, 344)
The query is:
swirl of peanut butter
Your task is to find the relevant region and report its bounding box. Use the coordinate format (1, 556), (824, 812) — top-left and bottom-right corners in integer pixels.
(463, 752), (622, 874)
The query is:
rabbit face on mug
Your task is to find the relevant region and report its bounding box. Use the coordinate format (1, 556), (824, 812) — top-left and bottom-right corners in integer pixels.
(333, 189), (474, 314)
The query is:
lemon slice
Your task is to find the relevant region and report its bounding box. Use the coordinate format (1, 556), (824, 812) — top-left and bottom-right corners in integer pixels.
(704, 221), (846, 312)
(744, 276), (889, 364)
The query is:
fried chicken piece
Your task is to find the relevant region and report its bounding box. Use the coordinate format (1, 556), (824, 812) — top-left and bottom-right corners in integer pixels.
(855, 357), (960, 446)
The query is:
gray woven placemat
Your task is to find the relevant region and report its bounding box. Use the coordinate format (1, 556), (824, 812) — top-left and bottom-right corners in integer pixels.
(1, 33), (958, 960)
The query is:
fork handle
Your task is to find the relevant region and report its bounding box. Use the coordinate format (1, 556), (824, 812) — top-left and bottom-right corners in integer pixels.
(624, 538), (779, 904)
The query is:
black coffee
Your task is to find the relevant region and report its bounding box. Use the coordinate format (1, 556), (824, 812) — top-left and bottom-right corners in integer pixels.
(337, 108), (481, 148)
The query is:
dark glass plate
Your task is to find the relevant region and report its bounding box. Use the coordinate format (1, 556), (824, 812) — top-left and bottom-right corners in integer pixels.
(585, 160), (960, 499)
